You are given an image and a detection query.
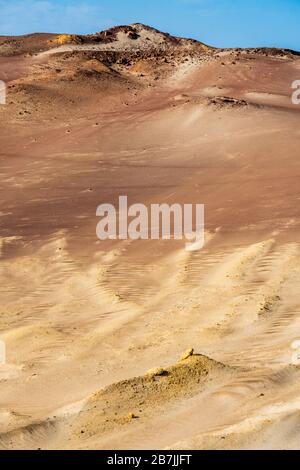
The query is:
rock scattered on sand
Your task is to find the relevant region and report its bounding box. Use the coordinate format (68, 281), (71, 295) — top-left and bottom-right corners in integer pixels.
(146, 367), (166, 378)
(180, 348), (194, 361)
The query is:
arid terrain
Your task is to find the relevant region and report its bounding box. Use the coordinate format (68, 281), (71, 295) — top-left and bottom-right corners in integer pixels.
(0, 23), (300, 450)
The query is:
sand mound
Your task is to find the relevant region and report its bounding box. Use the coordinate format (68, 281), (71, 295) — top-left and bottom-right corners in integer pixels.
(64, 355), (228, 443)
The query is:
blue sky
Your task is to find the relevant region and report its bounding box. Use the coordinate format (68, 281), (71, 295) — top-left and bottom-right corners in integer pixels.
(0, 0), (299, 50)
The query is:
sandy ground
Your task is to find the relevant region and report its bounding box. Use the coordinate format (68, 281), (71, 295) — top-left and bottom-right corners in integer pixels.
(0, 24), (300, 450)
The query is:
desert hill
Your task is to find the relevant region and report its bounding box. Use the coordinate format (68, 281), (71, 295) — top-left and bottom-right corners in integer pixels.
(0, 24), (300, 450)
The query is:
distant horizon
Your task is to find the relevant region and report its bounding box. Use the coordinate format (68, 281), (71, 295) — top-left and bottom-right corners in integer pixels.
(0, 0), (300, 51)
(1, 23), (300, 53)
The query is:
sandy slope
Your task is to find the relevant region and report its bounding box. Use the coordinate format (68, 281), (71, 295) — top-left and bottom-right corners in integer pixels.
(0, 24), (300, 450)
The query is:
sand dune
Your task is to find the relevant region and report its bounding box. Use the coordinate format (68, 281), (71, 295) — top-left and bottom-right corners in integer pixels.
(0, 24), (300, 450)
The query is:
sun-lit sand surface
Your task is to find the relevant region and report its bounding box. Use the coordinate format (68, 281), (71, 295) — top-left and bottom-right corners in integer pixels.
(0, 24), (300, 449)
